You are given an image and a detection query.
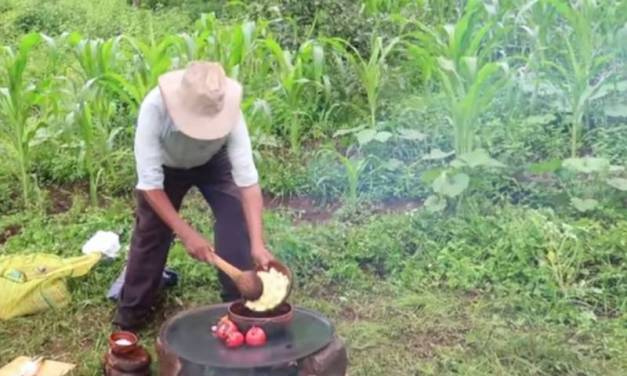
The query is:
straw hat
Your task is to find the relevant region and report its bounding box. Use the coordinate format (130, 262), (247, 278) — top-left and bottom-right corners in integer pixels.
(158, 61), (242, 140)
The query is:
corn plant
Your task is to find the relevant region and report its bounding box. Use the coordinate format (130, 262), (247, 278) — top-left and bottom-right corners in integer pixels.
(423, 0), (461, 24)
(362, 0), (416, 15)
(0, 33), (51, 207)
(325, 35), (399, 127)
(89, 27), (178, 116)
(179, 13), (259, 81)
(68, 75), (125, 206)
(531, 0), (619, 158)
(320, 145), (368, 204)
(410, 0), (508, 155)
(337, 152), (368, 204)
(263, 37), (326, 152)
(67, 33), (123, 125)
(69, 33), (122, 80)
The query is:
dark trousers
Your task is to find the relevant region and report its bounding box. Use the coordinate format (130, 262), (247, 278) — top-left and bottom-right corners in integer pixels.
(114, 149), (253, 329)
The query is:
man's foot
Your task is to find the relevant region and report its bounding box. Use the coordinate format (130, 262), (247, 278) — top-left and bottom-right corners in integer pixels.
(112, 308), (153, 332)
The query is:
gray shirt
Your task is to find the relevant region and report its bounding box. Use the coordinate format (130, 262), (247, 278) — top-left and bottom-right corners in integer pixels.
(134, 88), (259, 190)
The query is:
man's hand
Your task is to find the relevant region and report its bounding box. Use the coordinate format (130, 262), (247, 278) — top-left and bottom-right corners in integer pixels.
(251, 246), (275, 269)
(180, 229), (214, 263)
(142, 189), (215, 263)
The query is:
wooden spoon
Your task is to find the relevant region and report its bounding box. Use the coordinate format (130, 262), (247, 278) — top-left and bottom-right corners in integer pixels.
(208, 255), (263, 301)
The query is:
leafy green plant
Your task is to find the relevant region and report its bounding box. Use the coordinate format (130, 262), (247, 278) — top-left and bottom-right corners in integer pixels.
(72, 27), (177, 115)
(336, 150), (368, 204)
(70, 85), (123, 206)
(0, 33), (53, 207)
(69, 33), (122, 80)
(522, 0), (622, 157)
(544, 0), (614, 158)
(423, 148), (505, 212)
(362, 0), (415, 15)
(108, 33), (179, 112)
(409, 0), (508, 155)
(560, 156), (626, 213)
(263, 37), (326, 152)
(326, 35), (399, 126)
(179, 13), (259, 80)
(67, 33), (124, 124)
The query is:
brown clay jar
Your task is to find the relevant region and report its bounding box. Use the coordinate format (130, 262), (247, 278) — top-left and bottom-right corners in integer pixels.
(104, 331), (151, 375)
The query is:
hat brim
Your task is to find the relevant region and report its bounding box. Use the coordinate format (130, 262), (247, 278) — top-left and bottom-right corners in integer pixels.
(158, 70), (243, 141)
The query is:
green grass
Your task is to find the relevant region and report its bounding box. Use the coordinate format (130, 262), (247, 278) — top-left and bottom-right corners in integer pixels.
(1, 192), (625, 375)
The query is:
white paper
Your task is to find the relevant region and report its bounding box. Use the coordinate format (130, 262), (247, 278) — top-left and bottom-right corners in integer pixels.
(81, 231), (120, 258)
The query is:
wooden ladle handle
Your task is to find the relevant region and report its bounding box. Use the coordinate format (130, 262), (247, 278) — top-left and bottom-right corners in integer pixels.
(208, 253), (243, 281)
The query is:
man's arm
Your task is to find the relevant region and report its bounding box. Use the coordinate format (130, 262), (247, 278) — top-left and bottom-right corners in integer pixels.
(228, 114), (274, 268)
(142, 189), (214, 262)
(239, 184), (274, 267)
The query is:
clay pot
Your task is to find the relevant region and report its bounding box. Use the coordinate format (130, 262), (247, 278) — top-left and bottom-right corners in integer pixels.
(109, 331), (138, 355)
(228, 301), (293, 338)
(105, 331), (151, 375)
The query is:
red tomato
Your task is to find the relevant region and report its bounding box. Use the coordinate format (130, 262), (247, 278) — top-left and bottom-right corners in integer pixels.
(245, 326), (267, 347)
(216, 320), (238, 340)
(225, 331), (245, 348)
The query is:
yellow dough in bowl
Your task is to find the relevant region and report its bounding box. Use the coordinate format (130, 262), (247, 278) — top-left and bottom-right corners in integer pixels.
(245, 267), (290, 312)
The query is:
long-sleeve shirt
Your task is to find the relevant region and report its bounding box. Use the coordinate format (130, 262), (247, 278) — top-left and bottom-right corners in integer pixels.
(133, 87), (258, 190)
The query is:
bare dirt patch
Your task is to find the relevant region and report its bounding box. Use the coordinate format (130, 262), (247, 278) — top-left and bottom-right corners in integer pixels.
(47, 183), (90, 214)
(264, 194), (341, 223)
(263, 193), (422, 224)
(0, 224), (21, 244)
(407, 327), (467, 359)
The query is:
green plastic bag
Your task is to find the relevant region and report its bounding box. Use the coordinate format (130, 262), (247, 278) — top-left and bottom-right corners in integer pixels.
(0, 253), (101, 320)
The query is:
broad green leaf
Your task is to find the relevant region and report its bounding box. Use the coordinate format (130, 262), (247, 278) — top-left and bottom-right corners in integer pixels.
(570, 197), (599, 212)
(333, 125), (366, 138)
(563, 157), (610, 174)
(457, 149), (505, 168)
(422, 148), (455, 161)
(606, 178), (627, 191)
(604, 103), (627, 118)
(356, 129), (377, 146)
(484, 3), (497, 15)
(589, 80), (627, 101)
(462, 56), (478, 77)
(424, 195), (447, 213)
(398, 128), (426, 141)
(528, 159), (562, 174)
(437, 57), (456, 72)
(421, 168), (445, 184)
(312, 43), (324, 81)
(524, 114), (556, 126)
(443, 25), (455, 41)
(374, 131), (393, 143)
(433, 172), (470, 197)
(18, 33), (42, 55)
(384, 159), (404, 171)
(68, 31), (83, 46)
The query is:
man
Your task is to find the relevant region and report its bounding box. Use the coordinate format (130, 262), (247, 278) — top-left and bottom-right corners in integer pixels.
(113, 61), (274, 330)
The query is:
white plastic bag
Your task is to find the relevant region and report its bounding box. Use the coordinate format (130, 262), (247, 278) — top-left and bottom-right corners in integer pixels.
(81, 231), (121, 258)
